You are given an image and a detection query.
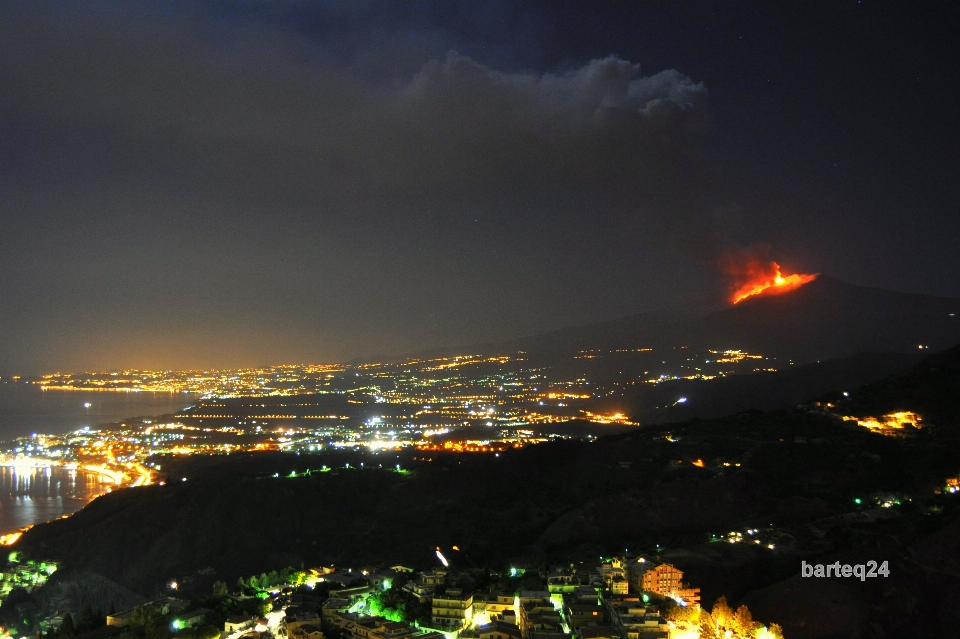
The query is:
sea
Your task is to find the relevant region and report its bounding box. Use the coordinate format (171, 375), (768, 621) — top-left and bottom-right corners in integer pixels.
(0, 383), (199, 535)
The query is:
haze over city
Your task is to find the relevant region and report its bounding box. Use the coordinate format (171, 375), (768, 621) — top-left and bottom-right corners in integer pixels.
(1, 1), (957, 374)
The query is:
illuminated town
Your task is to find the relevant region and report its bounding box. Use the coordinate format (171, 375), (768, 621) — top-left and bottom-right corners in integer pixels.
(3, 349), (959, 639)
(0, 348), (789, 494)
(0, 544), (786, 639)
(0, 347), (937, 532)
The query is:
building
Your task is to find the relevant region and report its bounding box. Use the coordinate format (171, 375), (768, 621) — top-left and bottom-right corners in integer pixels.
(609, 577), (628, 595)
(577, 626), (617, 639)
(285, 608), (322, 636)
(594, 561), (627, 593)
(225, 616), (255, 633)
(431, 588), (474, 630)
(477, 621), (523, 639)
(546, 569), (575, 593)
(174, 608), (211, 630)
(291, 625), (325, 639)
(563, 603), (604, 631)
(350, 616), (415, 639)
(625, 558), (654, 592)
(106, 598), (189, 628)
(519, 597), (556, 638)
(403, 569), (447, 602)
(638, 564), (700, 608)
(528, 633), (571, 639)
(474, 593), (515, 617)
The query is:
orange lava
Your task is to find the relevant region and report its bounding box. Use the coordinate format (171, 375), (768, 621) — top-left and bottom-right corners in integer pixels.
(732, 263), (818, 304)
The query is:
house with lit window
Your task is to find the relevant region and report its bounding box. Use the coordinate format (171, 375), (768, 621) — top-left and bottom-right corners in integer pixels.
(289, 624), (325, 639)
(563, 603), (605, 631)
(474, 593), (515, 617)
(638, 564), (700, 608)
(224, 616), (255, 633)
(431, 588), (474, 630)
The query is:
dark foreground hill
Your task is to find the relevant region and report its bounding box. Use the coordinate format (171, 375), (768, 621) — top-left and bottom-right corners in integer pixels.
(470, 276), (960, 365)
(15, 344), (960, 638)
(621, 350), (925, 424)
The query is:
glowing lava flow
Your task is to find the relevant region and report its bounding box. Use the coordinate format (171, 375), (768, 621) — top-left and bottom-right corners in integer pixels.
(732, 263), (818, 304)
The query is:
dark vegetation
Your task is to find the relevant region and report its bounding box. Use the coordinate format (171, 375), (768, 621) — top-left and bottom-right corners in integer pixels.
(617, 351), (924, 424)
(13, 344), (960, 639)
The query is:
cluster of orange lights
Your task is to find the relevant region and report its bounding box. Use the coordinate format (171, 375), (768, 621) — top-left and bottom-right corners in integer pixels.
(842, 411), (922, 436)
(416, 441), (520, 453)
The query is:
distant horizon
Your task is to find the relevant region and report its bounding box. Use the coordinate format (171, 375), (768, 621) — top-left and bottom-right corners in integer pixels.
(4, 273), (960, 376)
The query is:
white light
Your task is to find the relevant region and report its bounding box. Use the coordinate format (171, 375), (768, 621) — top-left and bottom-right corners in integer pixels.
(436, 550), (449, 567)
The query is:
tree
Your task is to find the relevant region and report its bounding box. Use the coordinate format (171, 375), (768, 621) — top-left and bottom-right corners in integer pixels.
(733, 605), (758, 637)
(144, 616), (171, 639)
(698, 617), (718, 639)
(212, 581), (229, 597)
(59, 613), (76, 639)
(768, 623), (785, 639)
(129, 605), (161, 628)
(175, 625), (220, 639)
(77, 604), (96, 633)
(711, 596), (733, 630)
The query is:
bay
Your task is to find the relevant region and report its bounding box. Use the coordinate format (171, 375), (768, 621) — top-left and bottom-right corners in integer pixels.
(0, 466), (115, 535)
(0, 383), (199, 534)
(0, 382), (198, 440)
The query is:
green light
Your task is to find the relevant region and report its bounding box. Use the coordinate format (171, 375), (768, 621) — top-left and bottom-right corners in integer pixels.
(641, 594), (649, 603)
(172, 620), (182, 630)
(8, 552), (19, 563)
(382, 578), (392, 591)
(509, 567), (517, 577)
(854, 498), (862, 505)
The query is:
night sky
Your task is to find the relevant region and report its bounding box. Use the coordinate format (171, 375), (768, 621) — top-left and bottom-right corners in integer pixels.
(1, 1), (957, 374)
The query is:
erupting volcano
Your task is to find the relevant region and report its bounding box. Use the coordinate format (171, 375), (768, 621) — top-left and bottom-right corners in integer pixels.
(721, 248), (818, 304)
(731, 262), (818, 304)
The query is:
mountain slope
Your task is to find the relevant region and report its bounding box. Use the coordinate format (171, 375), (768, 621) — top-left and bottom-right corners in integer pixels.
(474, 277), (960, 365)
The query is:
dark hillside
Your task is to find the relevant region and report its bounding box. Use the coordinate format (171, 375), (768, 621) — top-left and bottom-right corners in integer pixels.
(619, 350), (924, 424)
(826, 343), (960, 423)
(467, 277), (960, 366)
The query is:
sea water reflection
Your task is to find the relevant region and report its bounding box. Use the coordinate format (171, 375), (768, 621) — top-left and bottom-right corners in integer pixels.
(0, 465), (113, 535)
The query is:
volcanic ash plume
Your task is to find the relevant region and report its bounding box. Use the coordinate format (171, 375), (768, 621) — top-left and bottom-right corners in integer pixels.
(721, 247), (818, 304)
